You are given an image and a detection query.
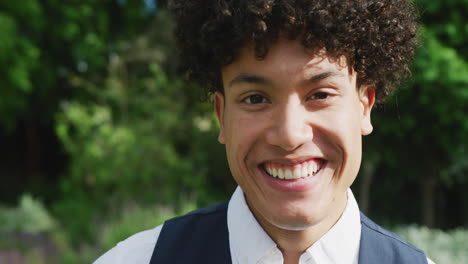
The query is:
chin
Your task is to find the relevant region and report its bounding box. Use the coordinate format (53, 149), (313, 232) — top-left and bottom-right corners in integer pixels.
(271, 220), (319, 231)
(268, 209), (326, 231)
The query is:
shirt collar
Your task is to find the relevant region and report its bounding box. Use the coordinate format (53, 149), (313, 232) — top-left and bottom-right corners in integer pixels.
(228, 187), (278, 264)
(304, 188), (361, 263)
(227, 186), (361, 264)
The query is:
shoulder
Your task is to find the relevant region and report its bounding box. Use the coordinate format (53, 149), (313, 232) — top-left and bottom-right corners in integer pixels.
(151, 202), (231, 263)
(169, 202), (228, 220)
(158, 201), (229, 238)
(93, 225), (163, 264)
(93, 202), (229, 264)
(157, 202), (228, 233)
(174, 202), (228, 219)
(360, 213), (425, 254)
(359, 212), (430, 263)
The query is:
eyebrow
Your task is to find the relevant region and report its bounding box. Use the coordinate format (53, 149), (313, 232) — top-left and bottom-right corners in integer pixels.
(227, 73), (272, 88)
(227, 70), (346, 88)
(301, 71), (347, 85)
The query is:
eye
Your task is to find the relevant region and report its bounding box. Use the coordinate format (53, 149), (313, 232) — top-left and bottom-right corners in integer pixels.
(309, 92), (329, 100)
(242, 94), (268, 104)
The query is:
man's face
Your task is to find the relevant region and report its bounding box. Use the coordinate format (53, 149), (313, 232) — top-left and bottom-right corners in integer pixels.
(214, 39), (375, 231)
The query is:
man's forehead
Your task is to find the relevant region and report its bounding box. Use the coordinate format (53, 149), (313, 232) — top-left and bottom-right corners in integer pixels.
(230, 38), (352, 71)
(222, 39), (355, 86)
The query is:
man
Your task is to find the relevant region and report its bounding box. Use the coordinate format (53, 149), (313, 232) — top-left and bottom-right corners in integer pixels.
(95, 0), (435, 263)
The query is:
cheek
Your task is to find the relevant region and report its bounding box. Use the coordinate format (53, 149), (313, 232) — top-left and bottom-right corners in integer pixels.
(317, 106), (363, 178)
(226, 109), (267, 138)
(333, 107), (363, 183)
(223, 113), (265, 165)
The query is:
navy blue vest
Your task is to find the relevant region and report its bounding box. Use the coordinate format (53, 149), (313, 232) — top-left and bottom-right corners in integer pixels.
(150, 202), (427, 264)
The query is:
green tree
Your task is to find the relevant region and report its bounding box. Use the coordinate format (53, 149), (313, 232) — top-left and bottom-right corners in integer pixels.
(0, 0), (157, 202)
(360, 0), (468, 228)
(52, 7), (233, 243)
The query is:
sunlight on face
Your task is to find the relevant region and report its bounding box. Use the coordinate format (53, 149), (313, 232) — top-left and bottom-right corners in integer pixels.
(215, 38), (375, 232)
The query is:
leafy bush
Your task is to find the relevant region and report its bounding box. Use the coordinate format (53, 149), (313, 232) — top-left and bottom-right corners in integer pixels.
(0, 194), (63, 263)
(395, 225), (468, 263)
(0, 194), (55, 234)
(53, 61), (232, 244)
(99, 201), (197, 251)
(57, 201), (197, 264)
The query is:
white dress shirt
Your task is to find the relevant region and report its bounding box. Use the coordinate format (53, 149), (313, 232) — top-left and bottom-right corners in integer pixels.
(93, 186), (435, 264)
(227, 187), (361, 264)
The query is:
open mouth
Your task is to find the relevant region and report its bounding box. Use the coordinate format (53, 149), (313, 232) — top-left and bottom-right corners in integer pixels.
(261, 159), (325, 180)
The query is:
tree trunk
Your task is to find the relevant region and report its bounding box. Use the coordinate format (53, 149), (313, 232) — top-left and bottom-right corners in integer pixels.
(420, 176), (436, 228)
(24, 119), (41, 183)
(359, 161), (376, 215)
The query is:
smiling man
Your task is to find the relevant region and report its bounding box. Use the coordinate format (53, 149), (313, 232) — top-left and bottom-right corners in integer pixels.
(94, 0), (434, 263)
(215, 42), (375, 263)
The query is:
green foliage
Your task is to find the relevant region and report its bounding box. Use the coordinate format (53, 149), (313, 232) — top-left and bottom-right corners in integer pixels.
(0, 8), (41, 127)
(55, 201), (198, 264)
(362, 0), (468, 227)
(1, 1), (467, 262)
(369, 29), (468, 179)
(395, 225), (468, 263)
(0, 0), (155, 128)
(34, 3), (232, 246)
(415, 0), (468, 58)
(100, 202), (197, 251)
(53, 59), (231, 243)
(0, 194), (55, 234)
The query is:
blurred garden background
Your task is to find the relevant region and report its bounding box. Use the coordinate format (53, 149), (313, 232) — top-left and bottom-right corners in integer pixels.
(0, 0), (467, 263)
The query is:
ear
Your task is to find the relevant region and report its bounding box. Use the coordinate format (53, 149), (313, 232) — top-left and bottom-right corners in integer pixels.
(214, 91), (226, 144)
(359, 85), (376, 135)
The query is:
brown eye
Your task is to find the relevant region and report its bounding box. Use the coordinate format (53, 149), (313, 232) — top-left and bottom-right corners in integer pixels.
(310, 92), (329, 100)
(244, 94), (267, 104)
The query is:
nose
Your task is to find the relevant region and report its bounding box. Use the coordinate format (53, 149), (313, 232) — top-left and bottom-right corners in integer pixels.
(265, 100), (313, 151)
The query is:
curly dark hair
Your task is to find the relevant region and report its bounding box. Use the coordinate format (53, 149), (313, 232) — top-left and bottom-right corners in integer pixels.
(169, 0), (419, 102)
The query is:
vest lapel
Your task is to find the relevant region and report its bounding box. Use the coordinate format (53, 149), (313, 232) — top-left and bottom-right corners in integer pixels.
(358, 212), (427, 264)
(150, 202), (232, 264)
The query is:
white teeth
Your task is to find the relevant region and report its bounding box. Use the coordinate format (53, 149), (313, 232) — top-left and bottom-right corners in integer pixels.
(265, 160), (323, 180)
(293, 167), (301, 178)
(311, 163), (317, 175)
(278, 169), (284, 179)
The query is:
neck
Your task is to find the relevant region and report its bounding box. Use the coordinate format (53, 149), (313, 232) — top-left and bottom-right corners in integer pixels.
(251, 192), (348, 263)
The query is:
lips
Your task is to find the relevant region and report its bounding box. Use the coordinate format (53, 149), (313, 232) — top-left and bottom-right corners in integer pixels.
(262, 158), (325, 180)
